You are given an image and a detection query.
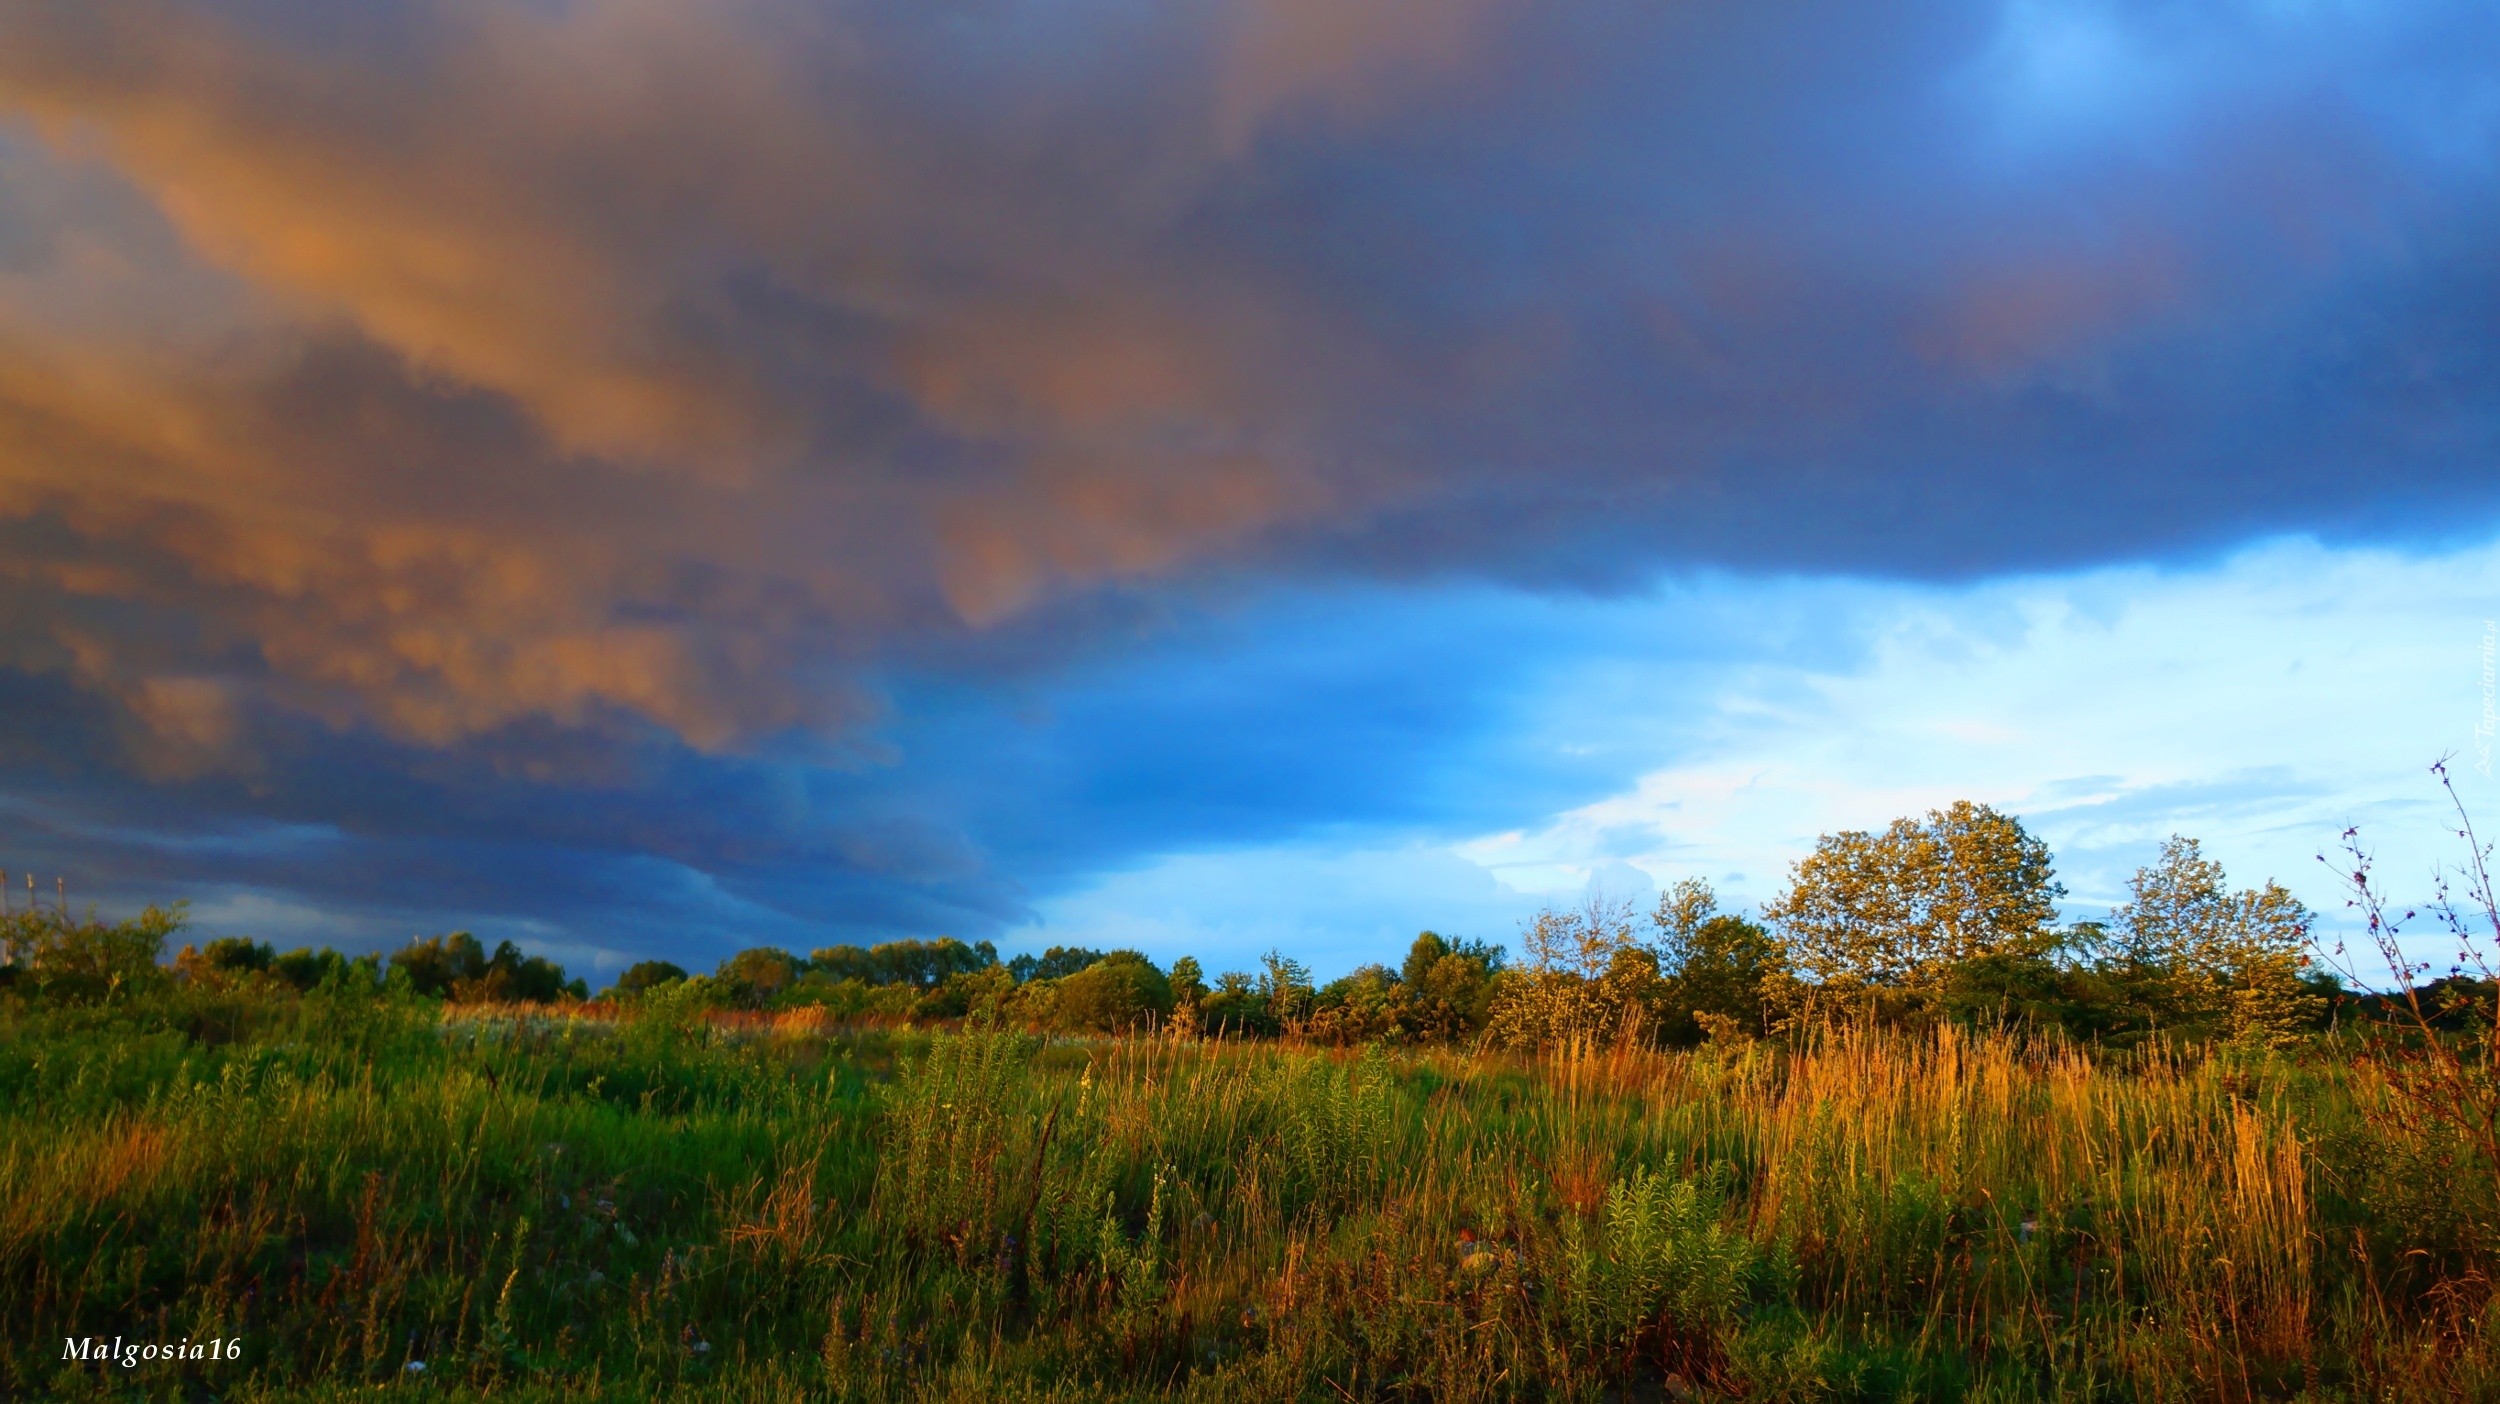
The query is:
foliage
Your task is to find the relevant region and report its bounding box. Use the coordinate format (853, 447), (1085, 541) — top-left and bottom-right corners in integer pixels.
(811, 937), (999, 989)
(391, 931), (581, 1004)
(1166, 954), (1206, 1005)
(714, 946), (802, 1008)
(2110, 834), (2321, 1046)
(1653, 879), (1794, 1044)
(1006, 945), (1107, 982)
(612, 959), (687, 996)
(1557, 1164), (1759, 1369)
(1765, 800), (2065, 1012)
(7, 903), (188, 1002)
(1042, 951), (1173, 1033)
(8, 975), (2500, 1402)
(1486, 896), (1663, 1052)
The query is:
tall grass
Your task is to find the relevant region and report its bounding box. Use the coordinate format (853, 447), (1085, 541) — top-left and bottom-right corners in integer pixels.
(5, 987), (2495, 1401)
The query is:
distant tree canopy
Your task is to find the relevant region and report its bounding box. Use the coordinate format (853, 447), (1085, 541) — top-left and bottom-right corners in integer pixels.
(1487, 896), (1661, 1051)
(3, 799), (2341, 1052)
(810, 938), (999, 990)
(1008, 946), (1107, 983)
(390, 932), (581, 1004)
(614, 960), (688, 995)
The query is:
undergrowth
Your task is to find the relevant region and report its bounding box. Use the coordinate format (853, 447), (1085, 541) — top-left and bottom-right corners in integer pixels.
(6, 988), (2497, 1401)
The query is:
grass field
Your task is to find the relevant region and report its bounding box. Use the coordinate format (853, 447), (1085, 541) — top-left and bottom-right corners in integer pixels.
(7, 984), (2498, 1402)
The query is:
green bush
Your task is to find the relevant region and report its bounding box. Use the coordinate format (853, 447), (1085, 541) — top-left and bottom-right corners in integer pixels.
(1047, 952), (1172, 1033)
(8, 903), (185, 1002)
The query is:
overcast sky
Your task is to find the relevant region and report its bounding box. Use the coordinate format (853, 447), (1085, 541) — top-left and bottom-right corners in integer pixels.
(1, 0), (2496, 980)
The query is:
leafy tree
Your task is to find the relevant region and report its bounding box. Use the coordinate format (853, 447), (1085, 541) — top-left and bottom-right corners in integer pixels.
(1168, 955), (1207, 1005)
(615, 960), (689, 997)
(716, 947), (802, 1008)
(1199, 968), (1274, 1036)
(176, 935), (276, 989)
(1766, 801), (2065, 1013)
(390, 932), (486, 998)
(391, 932), (575, 1004)
(16, 904), (185, 1001)
(2111, 835), (2320, 1046)
(271, 946), (359, 992)
(913, 964), (1019, 1021)
(1396, 931), (1503, 1038)
(1008, 945), (1107, 983)
(1403, 931), (1453, 990)
(1309, 964), (1405, 1043)
(1488, 896), (1662, 1051)
(203, 936), (275, 974)
(809, 944), (875, 984)
(810, 938), (998, 989)
(1258, 949), (1316, 1028)
(1049, 951), (1172, 1032)
(1651, 879), (1791, 1043)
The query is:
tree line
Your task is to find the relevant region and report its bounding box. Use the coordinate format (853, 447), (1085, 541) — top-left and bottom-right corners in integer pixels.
(0, 800), (2389, 1047)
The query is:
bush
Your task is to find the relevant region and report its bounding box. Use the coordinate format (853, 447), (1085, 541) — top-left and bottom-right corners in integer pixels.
(9, 904), (185, 1002)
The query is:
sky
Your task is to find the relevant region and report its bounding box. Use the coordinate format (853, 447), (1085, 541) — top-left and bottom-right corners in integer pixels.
(0, 0), (2496, 983)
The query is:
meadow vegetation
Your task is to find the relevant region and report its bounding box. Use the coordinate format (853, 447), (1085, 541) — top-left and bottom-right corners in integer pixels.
(7, 792), (2500, 1401)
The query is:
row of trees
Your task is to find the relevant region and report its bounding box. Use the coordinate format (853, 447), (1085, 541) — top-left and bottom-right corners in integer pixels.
(604, 803), (2324, 1048)
(0, 800), (2341, 1049)
(1483, 803), (2329, 1050)
(601, 933), (1507, 1039)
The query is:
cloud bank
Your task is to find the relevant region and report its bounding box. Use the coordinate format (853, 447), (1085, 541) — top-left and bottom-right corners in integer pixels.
(0, 0), (2494, 963)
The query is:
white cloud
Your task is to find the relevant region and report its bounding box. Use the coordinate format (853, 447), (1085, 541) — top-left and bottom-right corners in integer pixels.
(1013, 534), (2500, 981)
(1481, 535), (2500, 959)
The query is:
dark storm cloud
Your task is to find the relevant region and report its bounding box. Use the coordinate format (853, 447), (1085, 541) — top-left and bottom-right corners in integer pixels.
(0, 0), (2494, 956)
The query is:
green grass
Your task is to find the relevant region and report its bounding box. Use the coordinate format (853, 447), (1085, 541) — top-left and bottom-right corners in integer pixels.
(6, 986), (2497, 1402)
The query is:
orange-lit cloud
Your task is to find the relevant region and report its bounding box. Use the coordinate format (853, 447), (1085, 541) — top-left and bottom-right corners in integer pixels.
(0, 0), (2490, 782)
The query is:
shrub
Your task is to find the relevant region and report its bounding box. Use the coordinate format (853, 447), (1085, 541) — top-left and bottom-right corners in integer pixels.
(1559, 1165), (1759, 1370)
(11, 904), (185, 1001)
